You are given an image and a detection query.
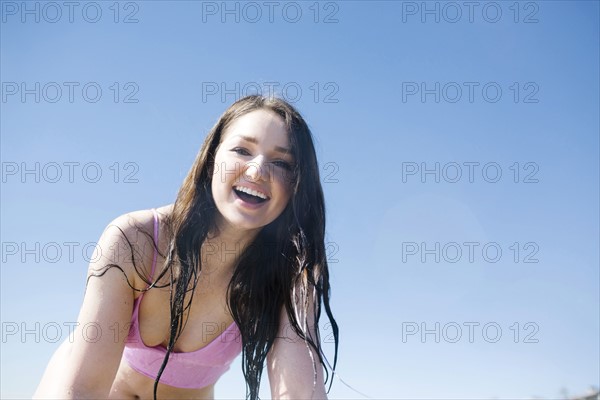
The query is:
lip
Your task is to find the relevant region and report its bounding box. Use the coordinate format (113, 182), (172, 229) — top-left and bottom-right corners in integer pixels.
(233, 188), (269, 210)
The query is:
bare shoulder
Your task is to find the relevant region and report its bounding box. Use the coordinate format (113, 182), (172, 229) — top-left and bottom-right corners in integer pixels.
(155, 203), (175, 217)
(92, 206), (171, 295)
(104, 208), (156, 248)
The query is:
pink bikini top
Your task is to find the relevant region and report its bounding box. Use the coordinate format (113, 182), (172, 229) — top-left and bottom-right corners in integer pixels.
(122, 208), (243, 389)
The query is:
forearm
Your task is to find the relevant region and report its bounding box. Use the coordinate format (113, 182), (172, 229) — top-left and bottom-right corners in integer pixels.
(34, 340), (115, 399)
(271, 382), (328, 400)
(35, 375), (110, 400)
(268, 337), (329, 399)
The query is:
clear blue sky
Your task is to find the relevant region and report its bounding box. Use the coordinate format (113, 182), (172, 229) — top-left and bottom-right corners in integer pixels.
(1, 1), (598, 398)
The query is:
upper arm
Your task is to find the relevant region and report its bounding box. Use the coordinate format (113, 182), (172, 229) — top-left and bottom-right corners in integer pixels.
(53, 213), (150, 398)
(267, 286), (328, 400)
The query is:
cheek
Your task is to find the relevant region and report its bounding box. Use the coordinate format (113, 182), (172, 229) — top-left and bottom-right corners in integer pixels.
(275, 183), (293, 208)
(212, 153), (233, 188)
(211, 168), (227, 198)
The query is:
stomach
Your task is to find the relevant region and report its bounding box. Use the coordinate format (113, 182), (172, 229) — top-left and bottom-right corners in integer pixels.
(110, 358), (216, 399)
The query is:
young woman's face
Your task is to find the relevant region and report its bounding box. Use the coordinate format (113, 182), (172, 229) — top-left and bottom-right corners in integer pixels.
(211, 108), (295, 233)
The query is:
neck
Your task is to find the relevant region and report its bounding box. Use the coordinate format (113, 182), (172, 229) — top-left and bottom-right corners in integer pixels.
(201, 217), (261, 275)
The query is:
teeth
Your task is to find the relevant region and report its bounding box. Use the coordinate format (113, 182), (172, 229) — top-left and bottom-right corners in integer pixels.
(234, 186), (268, 200)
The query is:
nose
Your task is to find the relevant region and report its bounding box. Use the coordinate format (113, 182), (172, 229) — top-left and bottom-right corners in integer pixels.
(243, 155), (269, 183)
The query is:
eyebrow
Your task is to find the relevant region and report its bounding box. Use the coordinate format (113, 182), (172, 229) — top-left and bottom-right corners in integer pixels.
(238, 135), (292, 156)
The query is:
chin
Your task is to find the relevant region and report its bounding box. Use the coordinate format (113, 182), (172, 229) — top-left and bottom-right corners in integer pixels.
(224, 213), (268, 231)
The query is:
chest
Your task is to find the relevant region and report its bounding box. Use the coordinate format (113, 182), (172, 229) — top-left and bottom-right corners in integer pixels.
(137, 271), (235, 352)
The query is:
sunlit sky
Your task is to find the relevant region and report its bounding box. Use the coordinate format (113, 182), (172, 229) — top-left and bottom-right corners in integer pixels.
(2, 1), (599, 398)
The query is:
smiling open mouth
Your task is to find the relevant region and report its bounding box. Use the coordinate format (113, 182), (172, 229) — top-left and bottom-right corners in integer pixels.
(233, 188), (268, 204)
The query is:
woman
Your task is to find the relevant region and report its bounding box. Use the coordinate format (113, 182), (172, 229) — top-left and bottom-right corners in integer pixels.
(33, 95), (339, 399)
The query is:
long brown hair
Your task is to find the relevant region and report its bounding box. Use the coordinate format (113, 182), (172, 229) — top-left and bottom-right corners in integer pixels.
(95, 95), (338, 399)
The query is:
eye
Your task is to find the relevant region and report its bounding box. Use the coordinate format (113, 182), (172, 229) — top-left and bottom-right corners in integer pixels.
(231, 147), (250, 156)
(272, 160), (293, 171)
